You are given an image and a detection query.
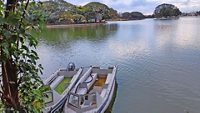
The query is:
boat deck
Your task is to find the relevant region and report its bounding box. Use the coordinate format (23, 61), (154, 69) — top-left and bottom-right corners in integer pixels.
(89, 76), (107, 94)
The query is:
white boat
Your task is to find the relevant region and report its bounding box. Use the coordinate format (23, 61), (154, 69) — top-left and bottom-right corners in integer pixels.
(64, 66), (117, 113)
(43, 66), (83, 113)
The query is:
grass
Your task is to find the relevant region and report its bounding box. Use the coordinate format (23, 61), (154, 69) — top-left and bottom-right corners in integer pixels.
(55, 77), (72, 94)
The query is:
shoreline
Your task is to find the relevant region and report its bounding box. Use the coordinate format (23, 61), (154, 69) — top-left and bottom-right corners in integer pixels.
(46, 16), (191, 28)
(46, 22), (107, 28)
(46, 18), (154, 28)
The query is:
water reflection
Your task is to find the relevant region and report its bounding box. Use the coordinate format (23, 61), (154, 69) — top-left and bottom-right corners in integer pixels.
(38, 23), (119, 78)
(40, 24), (119, 44)
(38, 17), (200, 113)
(153, 17), (200, 49)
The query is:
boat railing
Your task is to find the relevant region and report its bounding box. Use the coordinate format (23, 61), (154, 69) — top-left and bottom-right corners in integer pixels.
(80, 92), (97, 108)
(68, 93), (81, 109)
(43, 91), (54, 104)
(44, 71), (59, 85)
(63, 68), (83, 95)
(68, 92), (98, 111)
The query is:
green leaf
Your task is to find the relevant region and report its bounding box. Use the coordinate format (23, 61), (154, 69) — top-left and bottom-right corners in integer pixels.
(31, 50), (38, 56)
(21, 45), (29, 52)
(0, 0), (45, 112)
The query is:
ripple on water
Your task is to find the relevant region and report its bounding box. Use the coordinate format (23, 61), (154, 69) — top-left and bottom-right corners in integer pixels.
(38, 17), (200, 113)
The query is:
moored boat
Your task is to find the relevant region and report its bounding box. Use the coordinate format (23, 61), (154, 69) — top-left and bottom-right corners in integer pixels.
(64, 66), (117, 113)
(43, 64), (83, 113)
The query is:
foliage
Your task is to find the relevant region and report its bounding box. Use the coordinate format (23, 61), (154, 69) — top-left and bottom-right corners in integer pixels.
(196, 11), (200, 15)
(0, 0), (45, 112)
(83, 2), (118, 20)
(121, 12), (145, 20)
(59, 11), (74, 24)
(154, 3), (181, 18)
(72, 14), (86, 23)
(32, 1), (118, 24)
(182, 11), (200, 16)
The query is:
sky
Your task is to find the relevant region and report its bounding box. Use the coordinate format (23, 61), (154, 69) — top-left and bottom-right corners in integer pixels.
(64, 0), (200, 14)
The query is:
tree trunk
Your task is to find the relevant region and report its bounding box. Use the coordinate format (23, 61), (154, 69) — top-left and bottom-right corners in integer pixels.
(2, 59), (19, 110)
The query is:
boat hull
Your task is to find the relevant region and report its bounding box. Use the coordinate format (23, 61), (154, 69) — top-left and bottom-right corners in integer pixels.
(43, 68), (83, 113)
(98, 78), (116, 113)
(64, 66), (117, 113)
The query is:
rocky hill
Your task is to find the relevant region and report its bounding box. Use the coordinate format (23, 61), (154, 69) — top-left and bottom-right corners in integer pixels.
(31, 1), (189, 24)
(34, 0), (118, 24)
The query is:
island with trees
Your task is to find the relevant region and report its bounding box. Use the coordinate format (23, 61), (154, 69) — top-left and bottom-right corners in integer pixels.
(153, 3), (182, 18)
(31, 1), (200, 25)
(33, 0), (151, 25)
(1, 0), (200, 112)
(120, 12), (146, 20)
(182, 11), (200, 16)
(35, 0), (118, 24)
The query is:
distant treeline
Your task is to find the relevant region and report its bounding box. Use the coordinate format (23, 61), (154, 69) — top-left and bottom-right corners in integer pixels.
(31, 0), (200, 25)
(182, 11), (200, 16)
(31, 0), (118, 24)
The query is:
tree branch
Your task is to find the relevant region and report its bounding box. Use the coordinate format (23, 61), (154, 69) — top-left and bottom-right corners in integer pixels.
(19, 0), (30, 29)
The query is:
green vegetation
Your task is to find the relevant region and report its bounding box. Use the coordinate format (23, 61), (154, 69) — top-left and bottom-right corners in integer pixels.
(30, 1), (199, 24)
(182, 11), (200, 16)
(32, 0), (118, 24)
(121, 12), (145, 20)
(83, 2), (118, 20)
(154, 3), (181, 18)
(55, 77), (72, 94)
(40, 24), (118, 43)
(0, 0), (45, 112)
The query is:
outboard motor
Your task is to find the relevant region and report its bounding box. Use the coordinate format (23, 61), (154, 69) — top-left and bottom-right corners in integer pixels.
(67, 62), (75, 71)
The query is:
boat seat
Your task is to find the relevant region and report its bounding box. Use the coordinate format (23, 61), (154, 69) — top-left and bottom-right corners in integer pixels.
(100, 84), (108, 97)
(100, 74), (113, 97)
(77, 73), (97, 95)
(77, 82), (88, 95)
(50, 76), (64, 89)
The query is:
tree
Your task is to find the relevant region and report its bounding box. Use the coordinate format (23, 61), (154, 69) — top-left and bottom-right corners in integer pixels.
(154, 3), (181, 18)
(121, 12), (145, 20)
(73, 14), (86, 23)
(59, 11), (74, 24)
(0, 0), (45, 112)
(83, 9), (96, 22)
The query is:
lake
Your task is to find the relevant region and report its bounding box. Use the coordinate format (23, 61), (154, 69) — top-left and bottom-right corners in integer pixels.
(38, 17), (200, 113)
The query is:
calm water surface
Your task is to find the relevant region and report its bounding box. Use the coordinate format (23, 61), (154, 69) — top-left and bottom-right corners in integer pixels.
(38, 17), (200, 113)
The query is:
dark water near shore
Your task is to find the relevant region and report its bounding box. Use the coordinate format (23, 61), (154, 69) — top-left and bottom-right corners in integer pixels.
(38, 17), (200, 113)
